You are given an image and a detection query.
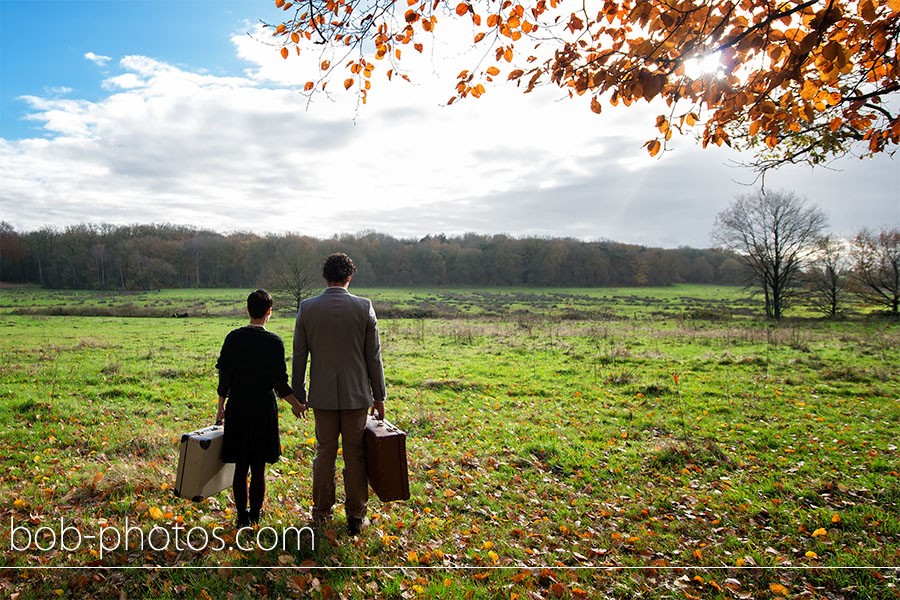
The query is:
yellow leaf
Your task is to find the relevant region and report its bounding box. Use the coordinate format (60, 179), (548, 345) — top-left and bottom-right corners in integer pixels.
(889, 0), (900, 12)
(444, 489), (455, 498)
(831, 514), (841, 523)
(53, 590), (64, 597)
(149, 507), (163, 520)
(13, 499), (26, 508)
(407, 550), (418, 563)
(805, 550), (818, 558)
(769, 583), (789, 595)
(812, 528), (827, 537)
(486, 66), (500, 76)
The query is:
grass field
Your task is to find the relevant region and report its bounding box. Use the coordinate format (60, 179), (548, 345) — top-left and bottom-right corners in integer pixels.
(1, 285), (898, 599)
(0, 284), (761, 320)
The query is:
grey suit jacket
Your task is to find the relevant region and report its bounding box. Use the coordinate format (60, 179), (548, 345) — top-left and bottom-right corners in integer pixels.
(291, 287), (386, 410)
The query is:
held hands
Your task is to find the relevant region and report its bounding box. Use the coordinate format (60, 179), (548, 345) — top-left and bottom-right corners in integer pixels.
(284, 393), (308, 420)
(292, 402), (308, 419)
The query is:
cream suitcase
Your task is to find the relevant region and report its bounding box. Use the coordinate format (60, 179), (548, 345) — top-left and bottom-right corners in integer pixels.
(174, 425), (234, 501)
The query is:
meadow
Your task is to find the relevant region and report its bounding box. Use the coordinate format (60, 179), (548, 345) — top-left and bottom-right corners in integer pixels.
(0, 285), (898, 599)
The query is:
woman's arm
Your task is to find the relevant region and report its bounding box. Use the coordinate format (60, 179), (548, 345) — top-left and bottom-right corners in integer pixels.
(216, 368), (233, 424)
(274, 336), (307, 418)
(216, 395), (226, 424)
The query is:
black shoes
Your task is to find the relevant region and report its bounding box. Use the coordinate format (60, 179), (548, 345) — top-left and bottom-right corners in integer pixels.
(236, 510), (251, 528)
(347, 517), (368, 535)
(236, 508), (262, 527)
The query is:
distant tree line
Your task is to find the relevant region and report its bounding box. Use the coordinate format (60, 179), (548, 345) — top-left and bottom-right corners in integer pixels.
(0, 222), (746, 290)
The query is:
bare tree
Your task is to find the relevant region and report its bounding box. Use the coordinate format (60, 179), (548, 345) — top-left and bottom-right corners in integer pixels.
(807, 235), (849, 318)
(850, 228), (900, 317)
(265, 235), (319, 311)
(712, 190), (827, 320)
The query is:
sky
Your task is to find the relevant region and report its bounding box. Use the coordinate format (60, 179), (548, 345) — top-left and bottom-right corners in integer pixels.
(1, 0), (898, 249)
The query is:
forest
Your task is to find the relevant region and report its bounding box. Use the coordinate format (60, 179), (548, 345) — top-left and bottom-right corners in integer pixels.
(0, 222), (743, 290)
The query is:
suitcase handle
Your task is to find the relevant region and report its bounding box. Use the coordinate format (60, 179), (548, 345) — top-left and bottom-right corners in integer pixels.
(373, 421), (399, 434)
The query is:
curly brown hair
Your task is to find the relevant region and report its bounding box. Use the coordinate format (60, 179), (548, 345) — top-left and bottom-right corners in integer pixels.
(322, 253), (357, 283)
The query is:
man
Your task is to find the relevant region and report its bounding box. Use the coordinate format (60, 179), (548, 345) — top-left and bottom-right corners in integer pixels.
(292, 252), (386, 535)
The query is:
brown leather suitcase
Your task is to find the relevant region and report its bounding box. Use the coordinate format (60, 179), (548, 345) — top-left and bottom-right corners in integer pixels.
(365, 416), (410, 502)
(174, 425), (235, 502)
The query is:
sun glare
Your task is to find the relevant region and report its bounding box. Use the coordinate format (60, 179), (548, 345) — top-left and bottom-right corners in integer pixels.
(683, 51), (722, 79)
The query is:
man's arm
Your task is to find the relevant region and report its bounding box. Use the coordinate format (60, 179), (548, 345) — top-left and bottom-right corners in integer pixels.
(364, 300), (386, 417)
(291, 304), (309, 403)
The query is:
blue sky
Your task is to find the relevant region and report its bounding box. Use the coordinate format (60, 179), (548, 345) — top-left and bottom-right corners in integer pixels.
(1, 0), (897, 247)
(1, 0), (258, 138)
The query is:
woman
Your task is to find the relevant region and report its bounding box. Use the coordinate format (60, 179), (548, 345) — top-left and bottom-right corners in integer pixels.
(215, 289), (307, 527)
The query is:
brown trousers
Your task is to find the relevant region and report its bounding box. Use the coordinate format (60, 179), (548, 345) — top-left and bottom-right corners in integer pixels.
(312, 408), (368, 520)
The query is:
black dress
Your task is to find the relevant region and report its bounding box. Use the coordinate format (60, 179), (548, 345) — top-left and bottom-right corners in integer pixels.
(216, 326), (292, 464)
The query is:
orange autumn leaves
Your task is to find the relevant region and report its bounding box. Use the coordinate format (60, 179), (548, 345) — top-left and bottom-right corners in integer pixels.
(267, 0), (900, 165)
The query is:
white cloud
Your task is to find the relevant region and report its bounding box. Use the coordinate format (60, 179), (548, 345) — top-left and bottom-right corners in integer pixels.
(102, 73), (146, 90)
(2, 30), (897, 247)
(84, 52), (111, 66)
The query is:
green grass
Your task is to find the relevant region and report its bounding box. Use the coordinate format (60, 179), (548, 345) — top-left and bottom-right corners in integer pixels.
(0, 287), (899, 598)
(2, 283), (762, 319)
